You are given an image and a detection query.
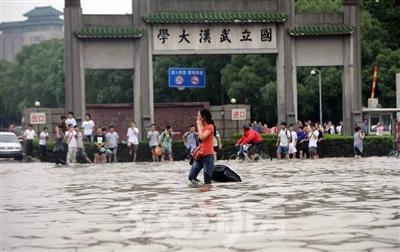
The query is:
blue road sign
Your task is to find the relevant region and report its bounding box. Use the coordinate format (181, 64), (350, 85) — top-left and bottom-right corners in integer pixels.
(168, 67), (206, 88)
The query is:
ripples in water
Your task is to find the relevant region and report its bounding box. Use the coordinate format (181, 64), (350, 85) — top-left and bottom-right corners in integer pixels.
(1, 157), (399, 251)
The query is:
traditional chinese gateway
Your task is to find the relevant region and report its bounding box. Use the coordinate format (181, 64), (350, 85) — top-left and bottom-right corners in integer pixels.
(64, 0), (362, 138)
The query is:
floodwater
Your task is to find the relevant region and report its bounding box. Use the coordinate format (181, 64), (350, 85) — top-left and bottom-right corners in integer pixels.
(1, 157), (399, 252)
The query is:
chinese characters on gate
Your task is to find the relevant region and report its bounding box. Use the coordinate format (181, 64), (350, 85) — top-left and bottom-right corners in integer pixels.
(157, 27), (272, 44)
(153, 24), (276, 51)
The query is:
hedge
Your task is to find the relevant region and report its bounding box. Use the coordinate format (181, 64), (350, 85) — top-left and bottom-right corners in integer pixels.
(31, 134), (395, 163)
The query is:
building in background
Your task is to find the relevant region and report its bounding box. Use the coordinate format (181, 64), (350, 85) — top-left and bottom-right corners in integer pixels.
(0, 6), (63, 61)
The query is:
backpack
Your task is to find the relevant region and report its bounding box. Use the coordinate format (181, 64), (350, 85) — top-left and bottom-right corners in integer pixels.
(280, 129), (291, 143)
(318, 130), (324, 140)
(160, 132), (166, 144)
(212, 165), (242, 182)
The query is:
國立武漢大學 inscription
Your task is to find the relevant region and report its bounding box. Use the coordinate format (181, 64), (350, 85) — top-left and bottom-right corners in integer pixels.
(153, 24), (276, 51)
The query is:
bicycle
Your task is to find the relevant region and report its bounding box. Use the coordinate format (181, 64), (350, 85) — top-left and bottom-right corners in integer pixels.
(228, 144), (272, 162)
(388, 141), (400, 158)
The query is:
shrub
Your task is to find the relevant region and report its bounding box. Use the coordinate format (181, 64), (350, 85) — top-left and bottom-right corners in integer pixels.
(32, 134), (394, 163)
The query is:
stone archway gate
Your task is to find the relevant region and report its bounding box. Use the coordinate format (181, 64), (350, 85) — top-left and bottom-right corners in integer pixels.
(64, 0), (362, 137)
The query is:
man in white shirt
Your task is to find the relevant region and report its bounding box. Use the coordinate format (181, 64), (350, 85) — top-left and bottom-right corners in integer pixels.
(82, 113), (95, 142)
(288, 124), (297, 158)
(65, 124), (78, 165)
(126, 121), (139, 162)
(65, 111), (77, 127)
(39, 127), (49, 162)
(336, 121), (343, 135)
(308, 123), (320, 160)
(23, 124), (37, 157)
(75, 126), (92, 164)
(276, 122), (291, 159)
(106, 125), (119, 163)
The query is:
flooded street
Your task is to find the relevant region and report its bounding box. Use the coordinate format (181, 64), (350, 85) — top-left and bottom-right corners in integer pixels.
(1, 157), (399, 252)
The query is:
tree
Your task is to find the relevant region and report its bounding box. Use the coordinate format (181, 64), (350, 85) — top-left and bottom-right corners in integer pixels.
(0, 60), (18, 127)
(297, 67), (343, 123)
(360, 9), (400, 108)
(221, 55), (277, 123)
(0, 39), (64, 127)
(295, 0), (342, 12)
(153, 54), (230, 104)
(85, 69), (133, 104)
(363, 0), (400, 49)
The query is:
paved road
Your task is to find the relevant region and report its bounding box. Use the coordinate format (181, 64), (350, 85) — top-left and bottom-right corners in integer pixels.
(1, 157), (399, 251)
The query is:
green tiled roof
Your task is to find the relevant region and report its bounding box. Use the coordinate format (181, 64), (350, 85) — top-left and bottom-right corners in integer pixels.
(0, 18), (63, 30)
(1, 6), (63, 30)
(24, 6), (62, 18)
(75, 27), (144, 39)
(288, 25), (355, 36)
(143, 12), (287, 24)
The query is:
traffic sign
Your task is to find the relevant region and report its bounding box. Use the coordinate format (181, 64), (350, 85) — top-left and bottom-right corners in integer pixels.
(168, 67), (206, 88)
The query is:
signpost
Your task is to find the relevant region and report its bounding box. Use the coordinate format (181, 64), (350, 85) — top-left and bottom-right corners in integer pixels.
(30, 112), (46, 124)
(231, 109), (246, 120)
(231, 108), (246, 134)
(168, 68), (206, 88)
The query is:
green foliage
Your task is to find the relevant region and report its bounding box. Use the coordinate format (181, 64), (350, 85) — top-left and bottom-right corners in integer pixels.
(85, 69), (133, 104)
(297, 67), (343, 123)
(0, 39), (64, 127)
(362, 0), (400, 50)
(295, 0), (342, 12)
(318, 135), (394, 157)
(0, 60), (18, 126)
(221, 55), (277, 124)
(360, 9), (400, 108)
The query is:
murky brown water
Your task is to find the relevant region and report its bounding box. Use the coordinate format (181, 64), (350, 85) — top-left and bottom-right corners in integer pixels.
(1, 157), (399, 252)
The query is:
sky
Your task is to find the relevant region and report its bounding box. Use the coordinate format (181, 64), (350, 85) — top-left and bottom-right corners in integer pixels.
(0, 0), (132, 22)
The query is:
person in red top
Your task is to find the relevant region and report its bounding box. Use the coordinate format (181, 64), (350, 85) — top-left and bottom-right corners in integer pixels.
(235, 124), (263, 160)
(188, 109), (215, 184)
(396, 120), (400, 150)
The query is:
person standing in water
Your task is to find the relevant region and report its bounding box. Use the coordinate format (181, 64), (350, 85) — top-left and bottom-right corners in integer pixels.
(159, 126), (174, 162)
(188, 109), (215, 185)
(53, 125), (65, 166)
(353, 126), (365, 158)
(183, 125), (198, 160)
(147, 124), (160, 162)
(126, 121), (139, 162)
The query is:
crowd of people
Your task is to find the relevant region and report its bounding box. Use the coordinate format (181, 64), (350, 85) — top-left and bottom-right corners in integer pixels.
(15, 110), (399, 167)
(18, 111), (223, 166)
(274, 121), (336, 160)
(249, 120), (345, 136)
(10, 108), (400, 185)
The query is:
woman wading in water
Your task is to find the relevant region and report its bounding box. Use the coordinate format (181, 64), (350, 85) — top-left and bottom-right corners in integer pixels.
(188, 109), (215, 185)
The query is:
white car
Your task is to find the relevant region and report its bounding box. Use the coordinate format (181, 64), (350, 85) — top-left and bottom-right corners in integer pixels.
(0, 132), (23, 160)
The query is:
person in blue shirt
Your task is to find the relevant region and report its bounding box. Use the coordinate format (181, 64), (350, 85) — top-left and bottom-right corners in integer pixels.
(159, 126), (174, 161)
(183, 125), (198, 160)
(296, 126), (308, 159)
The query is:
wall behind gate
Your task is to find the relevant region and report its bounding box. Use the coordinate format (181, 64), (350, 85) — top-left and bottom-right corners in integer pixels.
(86, 102), (209, 139)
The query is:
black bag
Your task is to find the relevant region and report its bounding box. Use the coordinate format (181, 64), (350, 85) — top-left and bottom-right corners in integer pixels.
(212, 165), (242, 182)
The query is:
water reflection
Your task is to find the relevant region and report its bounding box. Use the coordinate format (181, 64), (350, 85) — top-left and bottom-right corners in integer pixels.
(1, 157), (399, 251)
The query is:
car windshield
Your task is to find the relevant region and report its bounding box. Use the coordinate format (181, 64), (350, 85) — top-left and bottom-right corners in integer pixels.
(0, 134), (19, 143)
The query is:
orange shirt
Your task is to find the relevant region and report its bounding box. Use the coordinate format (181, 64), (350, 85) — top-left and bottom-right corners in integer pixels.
(198, 123), (214, 156)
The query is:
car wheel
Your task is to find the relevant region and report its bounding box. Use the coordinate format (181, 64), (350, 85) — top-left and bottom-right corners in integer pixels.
(15, 156), (23, 161)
